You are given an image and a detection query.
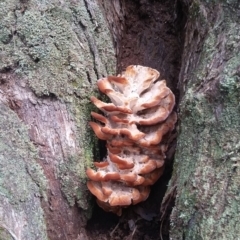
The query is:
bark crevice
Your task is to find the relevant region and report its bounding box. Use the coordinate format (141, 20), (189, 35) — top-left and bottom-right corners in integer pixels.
(86, 1), (187, 239)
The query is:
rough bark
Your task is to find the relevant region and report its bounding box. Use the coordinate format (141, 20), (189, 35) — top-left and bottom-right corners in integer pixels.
(0, 0), (115, 239)
(163, 1), (240, 239)
(2, 0), (239, 239)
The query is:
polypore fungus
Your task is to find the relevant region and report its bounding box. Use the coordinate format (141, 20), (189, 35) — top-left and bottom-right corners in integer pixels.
(86, 65), (177, 215)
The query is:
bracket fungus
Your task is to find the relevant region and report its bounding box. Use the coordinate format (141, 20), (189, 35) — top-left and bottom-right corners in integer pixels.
(86, 65), (177, 215)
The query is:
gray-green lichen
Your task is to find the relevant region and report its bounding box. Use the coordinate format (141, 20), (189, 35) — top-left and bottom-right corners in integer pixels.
(0, 0), (116, 234)
(169, 2), (240, 240)
(0, 104), (48, 239)
(0, 0), (115, 98)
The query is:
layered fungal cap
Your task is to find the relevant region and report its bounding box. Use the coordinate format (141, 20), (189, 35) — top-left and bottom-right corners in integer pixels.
(86, 65), (176, 215)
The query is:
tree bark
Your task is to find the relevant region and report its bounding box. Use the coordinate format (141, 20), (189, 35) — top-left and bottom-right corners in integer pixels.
(163, 1), (240, 239)
(1, 0), (239, 239)
(0, 0), (115, 239)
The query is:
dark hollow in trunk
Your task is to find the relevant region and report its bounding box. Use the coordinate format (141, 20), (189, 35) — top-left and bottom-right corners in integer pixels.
(86, 1), (187, 239)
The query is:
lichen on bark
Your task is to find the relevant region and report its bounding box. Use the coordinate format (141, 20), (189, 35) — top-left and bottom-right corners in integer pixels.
(167, 1), (240, 239)
(0, 0), (116, 238)
(0, 104), (48, 239)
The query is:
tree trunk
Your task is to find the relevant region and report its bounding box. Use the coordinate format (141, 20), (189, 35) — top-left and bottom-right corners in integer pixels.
(163, 1), (240, 239)
(1, 0), (239, 239)
(0, 0), (115, 239)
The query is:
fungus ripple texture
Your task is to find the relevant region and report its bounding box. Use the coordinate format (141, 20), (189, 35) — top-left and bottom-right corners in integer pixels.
(86, 65), (177, 215)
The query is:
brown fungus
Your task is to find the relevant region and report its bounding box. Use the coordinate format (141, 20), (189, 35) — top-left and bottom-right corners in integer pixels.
(86, 65), (176, 215)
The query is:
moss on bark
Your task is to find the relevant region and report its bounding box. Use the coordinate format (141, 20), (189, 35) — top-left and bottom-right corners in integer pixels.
(168, 1), (240, 239)
(0, 104), (48, 239)
(0, 0), (116, 238)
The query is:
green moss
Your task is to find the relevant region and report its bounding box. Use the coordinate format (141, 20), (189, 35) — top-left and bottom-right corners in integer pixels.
(0, 104), (48, 239)
(0, 0), (116, 220)
(58, 96), (101, 212)
(189, 0), (201, 20)
(0, 105), (46, 204)
(0, 226), (13, 240)
(0, 0), (115, 98)
(170, 2), (240, 239)
(172, 81), (240, 237)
